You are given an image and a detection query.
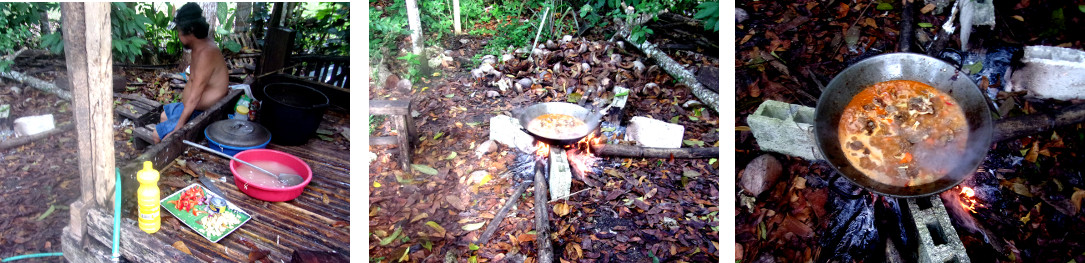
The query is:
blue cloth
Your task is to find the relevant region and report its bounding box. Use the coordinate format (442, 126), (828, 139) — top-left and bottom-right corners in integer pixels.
(155, 102), (203, 139)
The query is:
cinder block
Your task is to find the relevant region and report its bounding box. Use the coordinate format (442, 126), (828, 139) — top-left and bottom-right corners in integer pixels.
(907, 196), (971, 263)
(1010, 46), (1085, 100)
(746, 100), (823, 160)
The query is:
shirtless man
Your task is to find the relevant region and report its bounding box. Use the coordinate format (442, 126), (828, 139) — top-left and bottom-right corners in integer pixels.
(154, 3), (229, 143)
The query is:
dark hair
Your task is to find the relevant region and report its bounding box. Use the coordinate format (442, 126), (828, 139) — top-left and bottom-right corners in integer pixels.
(174, 3), (210, 39)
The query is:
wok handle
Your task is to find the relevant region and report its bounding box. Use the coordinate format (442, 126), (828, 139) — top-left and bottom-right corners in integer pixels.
(828, 171), (865, 199)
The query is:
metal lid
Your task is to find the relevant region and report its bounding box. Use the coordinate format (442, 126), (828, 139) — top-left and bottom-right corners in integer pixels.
(205, 119), (271, 148)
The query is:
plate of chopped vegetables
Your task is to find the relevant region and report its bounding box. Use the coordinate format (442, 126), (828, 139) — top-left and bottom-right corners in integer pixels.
(160, 183), (251, 242)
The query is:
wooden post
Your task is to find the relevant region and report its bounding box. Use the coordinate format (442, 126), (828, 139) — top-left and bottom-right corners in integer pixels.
(256, 27), (296, 83)
(60, 3), (116, 260)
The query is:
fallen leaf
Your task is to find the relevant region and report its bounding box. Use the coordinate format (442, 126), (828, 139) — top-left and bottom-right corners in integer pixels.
(173, 241), (192, 255)
(447, 195), (467, 211)
(433, 131), (445, 140)
(834, 3), (849, 19)
(554, 203), (572, 217)
(411, 164), (439, 175)
(380, 227), (403, 246)
(1012, 183), (1033, 197)
(876, 2), (893, 10)
(793, 176), (807, 189)
(920, 3), (936, 13)
(1071, 188), (1085, 213)
(469, 243), (480, 251)
(682, 139), (705, 147)
(462, 222), (486, 231)
(426, 221), (447, 236)
(374, 182), (382, 188)
(918, 22), (933, 28)
(682, 169), (701, 178)
(318, 134), (334, 141)
(446, 151), (458, 160)
(1025, 141), (1039, 163)
(516, 233), (536, 243)
(1012, 15), (1025, 21)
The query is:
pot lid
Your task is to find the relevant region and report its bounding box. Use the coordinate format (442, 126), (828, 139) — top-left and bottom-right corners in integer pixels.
(205, 119), (271, 147)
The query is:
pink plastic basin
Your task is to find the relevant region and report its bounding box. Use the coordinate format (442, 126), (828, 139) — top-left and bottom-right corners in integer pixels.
(229, 149), (312, 202)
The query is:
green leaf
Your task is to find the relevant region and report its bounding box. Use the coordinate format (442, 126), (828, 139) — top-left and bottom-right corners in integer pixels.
(918, 22), (933, 28)
(965, 62), (983, 74)
(689, 116), (699, 121)
(316, 129), (336, 135)
(670, 115), (681, 123)
(411, 164), (439, 175)
(461, 222), (485, 231)
(1079, 5), (1085, 14)
(445, 151), (458, 160)
(124, 128), (133, 134)
(465, 122), (481, 127)
(709, 158), (718, 165)
(379, 227), (402, 246)
(469, 243), (480, 251)
(444, 94), (455, 98)
(683, 139), (706, 147)
(318, 134), (334, 141)
(469, 256), (478, 263)
(876, 2), (894, 10)
(567, 92), (583, 103)
(433, 131), (445, 140)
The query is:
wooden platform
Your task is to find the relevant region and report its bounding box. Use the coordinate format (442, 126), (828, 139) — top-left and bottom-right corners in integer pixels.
(125, 111), (350, 262)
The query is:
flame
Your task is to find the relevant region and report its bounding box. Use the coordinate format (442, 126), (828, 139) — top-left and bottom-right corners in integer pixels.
(576, 132), (603, 155)
(959, 186), (979, 213)
(535, 141), (550, 157)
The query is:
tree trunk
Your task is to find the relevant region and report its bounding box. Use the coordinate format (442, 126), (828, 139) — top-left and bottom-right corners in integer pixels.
(235, 2), (252, 32)
(405, 0), (424, 55)
(613, 11), (718, 114)
(453, 0), (462, 34)
(200, 2), (218, 34)
(39, 10), (51, 35)
(268, 2), (283, 29)
(252, 2), (267, 37)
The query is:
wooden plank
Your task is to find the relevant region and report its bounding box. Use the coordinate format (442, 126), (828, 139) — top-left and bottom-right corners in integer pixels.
(257, 27), (295, 77)
(61, 226), (114, 263)
(369, 100), (410, 115)
(86, 208), (201, 262)
(391, 115), (411, 169)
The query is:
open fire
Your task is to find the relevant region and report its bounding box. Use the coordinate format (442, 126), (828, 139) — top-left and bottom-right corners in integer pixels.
(958, 186), (980, 213)
(532, 132), (601, 180)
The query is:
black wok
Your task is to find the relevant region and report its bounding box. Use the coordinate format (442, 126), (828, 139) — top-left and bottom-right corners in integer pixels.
(814, 53), (993, 197)
(515, 102), (606, 145)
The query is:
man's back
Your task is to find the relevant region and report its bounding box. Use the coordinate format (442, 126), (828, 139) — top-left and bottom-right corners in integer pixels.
(192, 44), (229, 111)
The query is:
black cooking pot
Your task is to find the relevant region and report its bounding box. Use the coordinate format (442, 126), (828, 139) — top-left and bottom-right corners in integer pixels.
(260, 83), (330, 146)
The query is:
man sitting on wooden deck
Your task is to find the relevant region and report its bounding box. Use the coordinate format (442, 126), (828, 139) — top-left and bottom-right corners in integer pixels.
(153, 3), (229, 143)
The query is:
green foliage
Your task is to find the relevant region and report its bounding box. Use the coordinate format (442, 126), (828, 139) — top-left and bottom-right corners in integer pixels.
(396, 53), (424, 83)
(1, 3), (56, 71)
(110, 3), (153, 63)
(370, 1), (408, 63)
(629, 25), (654, 44)
(693, 2), (718, 32)
(295, 2), (349, 55)
(137, 2), (181, 60)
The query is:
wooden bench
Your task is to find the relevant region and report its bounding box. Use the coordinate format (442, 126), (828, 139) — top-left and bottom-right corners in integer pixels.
(370, 100), (416, 169)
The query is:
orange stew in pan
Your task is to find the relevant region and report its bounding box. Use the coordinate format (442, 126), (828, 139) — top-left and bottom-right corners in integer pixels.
(526, 113), (587, 139)
(838, 80), (969, 186)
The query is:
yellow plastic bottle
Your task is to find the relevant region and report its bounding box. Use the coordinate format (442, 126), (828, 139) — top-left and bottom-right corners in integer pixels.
(137, 161), (161, 234)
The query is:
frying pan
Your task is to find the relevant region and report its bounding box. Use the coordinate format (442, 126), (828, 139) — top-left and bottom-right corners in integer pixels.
(515, 102), (608, 145)
(814, 53), (993, 197)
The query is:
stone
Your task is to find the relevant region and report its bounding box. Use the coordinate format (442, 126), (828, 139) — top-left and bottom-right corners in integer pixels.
(625, 116), (684, 148)
(13, 114), (55, 137)
(736, 8), (748, 23)
(485, 90), (501, 98)
(489, 115), (535, 153)
(474, 140), (497, 157)
(739, 154), (782, 197)
(746, 100), (823, 160)
(517, 78), (533, 89)
(1008, 46), (1085, 100)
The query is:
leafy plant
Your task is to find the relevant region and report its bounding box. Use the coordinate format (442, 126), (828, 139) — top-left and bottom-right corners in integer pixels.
(295, 2), (349, 55)
(1, 3), (56, 71)
(110, 3), (153, 63)
(694, 1), (718, 32)
(137, 2), (182, 62)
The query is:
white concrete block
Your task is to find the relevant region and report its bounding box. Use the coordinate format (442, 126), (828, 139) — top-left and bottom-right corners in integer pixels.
(489, 115), (536, 153)
(14, 114), (55, 137)
(625, 116), (684, 148)
(1009, 46), (1085, 100)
